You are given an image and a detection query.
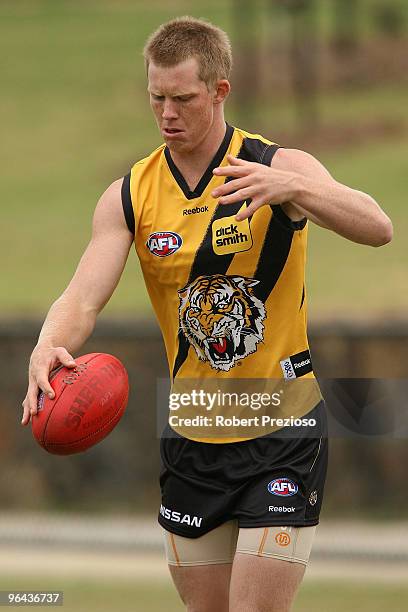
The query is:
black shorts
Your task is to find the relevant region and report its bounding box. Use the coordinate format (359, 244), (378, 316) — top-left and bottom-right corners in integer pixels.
(158, 401), (328, 538)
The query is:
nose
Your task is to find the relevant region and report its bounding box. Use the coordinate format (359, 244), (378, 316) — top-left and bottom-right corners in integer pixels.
(162, 98), (178, 120)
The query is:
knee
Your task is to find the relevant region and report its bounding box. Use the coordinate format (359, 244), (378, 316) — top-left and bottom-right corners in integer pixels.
(233, 603), (289, 612)
(176, 579), (229, 612)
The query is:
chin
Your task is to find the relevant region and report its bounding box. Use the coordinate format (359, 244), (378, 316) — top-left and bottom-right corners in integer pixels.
(166, 139), (193, 154)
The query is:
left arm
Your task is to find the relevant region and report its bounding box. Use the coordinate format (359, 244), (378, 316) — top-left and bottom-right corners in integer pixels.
(212, 150), (393, 247)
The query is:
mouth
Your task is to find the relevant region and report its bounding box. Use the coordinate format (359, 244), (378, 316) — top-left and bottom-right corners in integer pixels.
(162, 127), (184, 138)
(207, 336), (234, 364)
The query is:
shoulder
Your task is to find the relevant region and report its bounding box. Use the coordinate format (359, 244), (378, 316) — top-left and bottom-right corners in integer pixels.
(233, 125), (276, 147)
(272, 148), (334, 224)
(92, 177), (131, 235)
(273, 147), (333, 179)
(96, 178), (123, 210)
(101, 177), (123, 199)
(94, 178), (123, 216)
(130, 143), (166, 173)
(232, 125), (280, 165)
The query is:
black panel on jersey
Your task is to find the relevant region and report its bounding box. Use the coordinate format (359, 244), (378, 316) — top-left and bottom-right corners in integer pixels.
(164, 123), (234, 200)
(272, 204), (307, 231)
(239, 139), (280, 166)
(249, 140), (294, 304)
(262, 143), (280, 166)
(249, 141), (307, 232)
(300, 285), (305, 311)
(121, 173), (135, 235)
(172, 335), (190, 380)
(253, 209), (294, 304)
(251, 140), (308, 304)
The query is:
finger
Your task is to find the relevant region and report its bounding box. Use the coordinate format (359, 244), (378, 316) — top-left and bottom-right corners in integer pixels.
(21, 380), (38, 424)
(226, 154), (248, 165)
(21, 398), (32, 426)
(36, 375), (55, 401)
(211, 176), (252, 198)
(28, 382), (46, 418)
(218, 186), (256, 206)
(54, 347), (77, 368)
(213, 165), (249, 177)
(236, 200), (262, 221)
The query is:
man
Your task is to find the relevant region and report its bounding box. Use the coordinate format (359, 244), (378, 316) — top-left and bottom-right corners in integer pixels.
(22, 16), (392, 612)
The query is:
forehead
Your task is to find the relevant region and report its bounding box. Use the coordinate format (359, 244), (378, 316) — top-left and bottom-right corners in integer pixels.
(147, 57), (205, 94)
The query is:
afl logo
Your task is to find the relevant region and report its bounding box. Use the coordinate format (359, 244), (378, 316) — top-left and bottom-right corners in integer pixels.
(146, 232), (182, 257)
(267, 478), (298, 497)
(37, 392), (45, 412)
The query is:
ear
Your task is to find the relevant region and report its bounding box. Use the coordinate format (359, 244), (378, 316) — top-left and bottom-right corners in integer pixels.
(213, 79), (230, 104)
(231, 276), (259, 291)
(178, 287), (189, 299)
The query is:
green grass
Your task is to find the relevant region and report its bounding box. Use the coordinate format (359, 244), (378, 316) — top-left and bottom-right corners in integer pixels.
(295, 581), (408, 612)
(307, 138), (408, 316)
(1, 1), (407, 318)
(0, 577), (183, 612)
(0, 576), (407, 612)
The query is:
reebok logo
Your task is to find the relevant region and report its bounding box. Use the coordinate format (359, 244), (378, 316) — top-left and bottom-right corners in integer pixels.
(294, 359), (310, 369)
(280, 350), (313, 380)
(269, 506), (296, 513)
(183, 205), (209, 216)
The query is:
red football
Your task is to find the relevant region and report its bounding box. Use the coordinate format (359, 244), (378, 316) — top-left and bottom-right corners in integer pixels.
(32, 353), (129, 455)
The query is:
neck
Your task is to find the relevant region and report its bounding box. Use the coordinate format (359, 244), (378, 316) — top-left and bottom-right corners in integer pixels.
(170, 116), (227, 179)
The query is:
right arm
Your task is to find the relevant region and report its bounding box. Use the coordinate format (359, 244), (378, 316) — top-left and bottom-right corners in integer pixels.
(21, 177), (134, 426)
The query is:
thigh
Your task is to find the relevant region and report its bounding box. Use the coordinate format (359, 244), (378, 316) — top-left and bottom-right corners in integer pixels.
(230, 553), (305, 612)
(229, 525), (316, 612)
(163, 520), (239, 612)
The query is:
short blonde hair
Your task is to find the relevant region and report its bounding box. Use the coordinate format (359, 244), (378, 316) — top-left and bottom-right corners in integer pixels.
(143, 16), (232, 88)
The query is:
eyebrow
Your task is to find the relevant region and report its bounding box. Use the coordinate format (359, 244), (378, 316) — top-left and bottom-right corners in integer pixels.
(148, 90), (196, 97)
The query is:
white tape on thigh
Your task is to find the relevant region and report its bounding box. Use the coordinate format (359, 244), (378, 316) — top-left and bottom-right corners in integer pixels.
(236, 525), (317, 566)
(163, 520), (239, 567)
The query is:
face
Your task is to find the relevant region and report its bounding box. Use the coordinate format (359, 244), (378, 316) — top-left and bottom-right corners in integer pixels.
(147, 57), (229, 153)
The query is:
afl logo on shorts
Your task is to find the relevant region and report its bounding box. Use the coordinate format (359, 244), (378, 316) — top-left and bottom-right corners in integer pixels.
(146, 231), (182, 257)
(267, 478), (298, 497)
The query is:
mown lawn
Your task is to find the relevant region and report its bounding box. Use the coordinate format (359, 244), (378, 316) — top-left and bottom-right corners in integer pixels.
(0, 576), (407, 612)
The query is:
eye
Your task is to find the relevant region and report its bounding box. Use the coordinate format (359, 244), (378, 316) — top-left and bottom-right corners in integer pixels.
(151, 94), (165, 102)
(176, 95), (193, 102)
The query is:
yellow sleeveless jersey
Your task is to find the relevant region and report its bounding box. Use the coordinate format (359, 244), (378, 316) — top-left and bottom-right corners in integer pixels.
(122, 124), (322, 442)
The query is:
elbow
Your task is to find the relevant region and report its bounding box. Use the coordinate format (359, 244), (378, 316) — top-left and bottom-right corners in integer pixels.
(370, 217), (393, 247)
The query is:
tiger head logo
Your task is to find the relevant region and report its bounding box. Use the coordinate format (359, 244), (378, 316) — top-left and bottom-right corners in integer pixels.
(178, 274), (266, 371)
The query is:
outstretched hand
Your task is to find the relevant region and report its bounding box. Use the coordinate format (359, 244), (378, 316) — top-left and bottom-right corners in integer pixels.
(212, 154), (298, 221)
